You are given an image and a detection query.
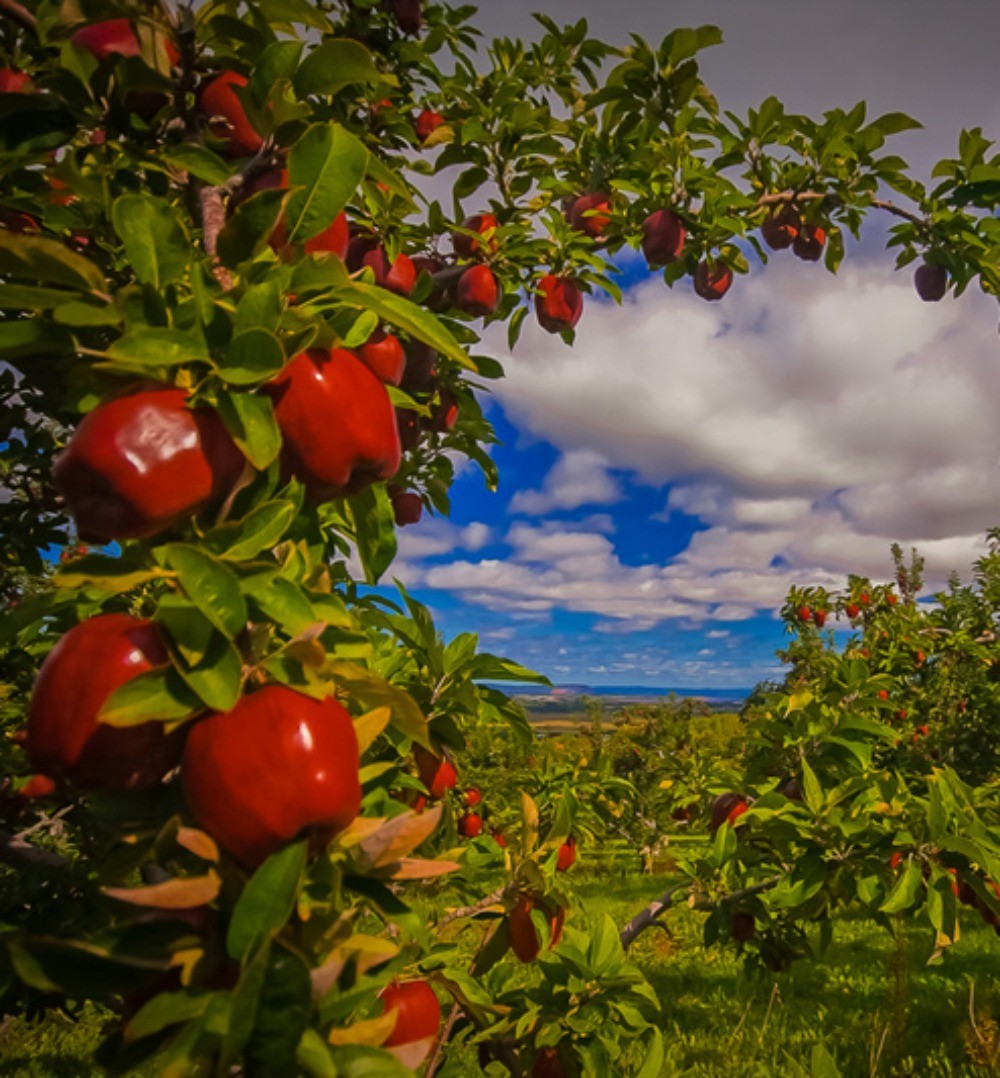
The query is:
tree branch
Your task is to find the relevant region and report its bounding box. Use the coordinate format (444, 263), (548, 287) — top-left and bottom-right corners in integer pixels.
(437, 885), (506, 929)
(755, 188), (927, 229)
(425, 1001), (461, 1078)
(0, 0), (36, 33)
(198, 187), (234, 290)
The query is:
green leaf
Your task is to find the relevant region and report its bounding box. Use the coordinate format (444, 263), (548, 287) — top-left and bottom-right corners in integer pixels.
(171, 628), (243, 711)
(586, 914), (625, 975)
(217, 188), (287, 268)
(112, 195), (191, 288)
(0, 233), (106, 293)
(880, 861), (923, 914)
(0, 318), (74, 358)
(127, 990), (219, 1042)
(809, 1043), (843, 1078)
(98, 667), (203, 727)
(219, 941), (270, 1073)
(326, 1046), (414, 1077)
(294, 40), (381, 98)
(106, 327), (210, 369)
(217, 391), (283, 469)
(52, 298), (122, 326)
(7, 937), (168, 1000)
(345, 484), (397, 584)
(870, 111), (922, 136)
(0, 283), (83, 309)
(165, 543), (248, 639)
(285, 123), (368, 244)
(227, 842), (307, 961)
(210, 500), (298, 561)
(160, 143), (233, 185)
(54, 552), (164, 593)
(247, 575), (318, 635)
(218, 328), (286, 385)
(246, 949), (312, 1075)
(636, 1029), (665, 1078)
(297, 1030), (338, 1078)
(800, 756), (824, 813)
(249, 40), (304, 105)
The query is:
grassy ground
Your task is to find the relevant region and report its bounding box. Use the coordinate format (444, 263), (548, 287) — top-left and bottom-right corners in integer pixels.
(2, 867), (998, 1076)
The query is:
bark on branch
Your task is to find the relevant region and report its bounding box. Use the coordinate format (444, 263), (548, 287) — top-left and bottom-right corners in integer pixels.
(0, 0), (36, 33)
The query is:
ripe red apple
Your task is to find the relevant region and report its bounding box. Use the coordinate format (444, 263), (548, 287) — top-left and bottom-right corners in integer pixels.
(535, 275), (583, 333)
(914, 262), (947, 302)
(431, 390), (459, 433)
(556, 836), (576, 872)
(357, 330), (406, 386)
(27, 615), (184, 792)
(362, 248), (417, 297)
(532, 1047), (568, 1078)
(458, 812), (483, 838)
(492, 830), (508, 849)
(508, 894), (565, 962)
(567, 192), (611, 239)
(379, 979), (440, 1047)
(813, 609), (827, 628)
(641, 208), (686, 267)
(53, 386), (243, 543)
(889, 851), (904, 871)
(400, 341), (437, 392)
(455, 264), (499, 316)
(464, 787), (482, 808)
(414, 108), (444, 142)
(414, 746), (458, 800)
(346, 230), (380, 273)
(693, 260), (733, 301)
(730, 910), (756, 942)
(392, 491), (423, 527)
(877, 690), (889, 701)
(845, 603), (860, 619)
(386, 0), (423, 35)
(0, 68), (32, 93)
(72, 18), (180, 65)
(709, 792), (748, 833)
(17, 774), (56, 800)
(452, 213), (499, 259)
(265, 348), (401, 502)
(796, 605), (812, 623)
(0, 209), (39, 233)
(792, 222), (826, 262)
(396, 408), (423, 452)
(199, 71), (264, 158)
(235, 168), (349, 260)
(181, 685), (361, 868)
(760, 204), (801, 250)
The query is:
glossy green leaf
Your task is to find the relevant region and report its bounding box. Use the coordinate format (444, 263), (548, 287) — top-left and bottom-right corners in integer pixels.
(112, 195), (191, 288)
(160, 143), (233, 185)
(294, 40), (381, 98)
(218, 328), (286, 385)
(217, 391), (283, 470)
(165, 543), (248, 639)
(219, 941), (270, 1073)
(54, 552), (164, 593)
(227, 842), (307, 961)
(211, 500), (298, 561)
(8, 937), (168, 999)
(285, 123), (368, 243)
(106, 327), (210, 369)
(217, 188), (287, 268)
(0, 233), (106, 293)
(126, 990), (219, 1043)
(98, 664), (203, 726)
(247, 575), (318, 635)
(880, 861), (923, 914)
(246, 949), (313, 1075)
(345, 484), (397, 585)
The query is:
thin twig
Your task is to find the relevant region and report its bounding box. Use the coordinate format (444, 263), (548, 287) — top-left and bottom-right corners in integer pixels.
(756, 188), (927, 228)
(0, 0), (36, 32)
(438, 885), (506, 929)
(425, 1001), (461, 1078)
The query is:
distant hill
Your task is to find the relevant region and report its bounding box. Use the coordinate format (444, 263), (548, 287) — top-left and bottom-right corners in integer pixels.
(483, 683), (751, 707)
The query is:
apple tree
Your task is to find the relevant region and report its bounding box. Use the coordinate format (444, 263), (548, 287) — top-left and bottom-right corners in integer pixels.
(2, 0), (1000, 1073)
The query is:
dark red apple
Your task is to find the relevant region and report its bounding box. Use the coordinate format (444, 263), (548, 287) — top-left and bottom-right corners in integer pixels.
(464, 787), (482, 808)
(357, 330), (406, 386)
(53, 387), (244, 543)
(400, 340), (437, 392)
(386, 0), (423, 35)
(0, 209), (40, 233)
(27, 614), (184, 791)
(845, 603), (860, 619)
(455, 264), (499, 316)
(508, 895), (565, 962)
(265, 348), (401, 502)
(181, 685), (361, 868)
(414, 108), (444, 142)
(414, 745), (457, 800)
(431, 390), (459, 433)
(396, 408), (423, 452)
(72, 18), (180, 65)
(567, 192), (611, 239)
(17, 774), (56, 800)
(792, 222), (826, 262)
(346, 231), (380, 273)
(641, 208), (686, 267)
(709, 792), (748, 833)
(199, 71), (264, 158)
(813, 609), (827, 628)
(914, 262), (947, 302)
(556, 836), (576, 872)
(532, 1047), (568, 1078)
(535, 275), (583, 333)
(458, 812), (483, 838)
(730, 910), (756, 942)
(379, 979), (440, 1046)
(452, 213), (499, 259)
(760, 204), (800, 250)
(0, 68), (32, 93)
(796, 605), (812, 623)
(362, 248), (417, 297)
(693, 261), (733, 301)
(392, 491), (423, 527)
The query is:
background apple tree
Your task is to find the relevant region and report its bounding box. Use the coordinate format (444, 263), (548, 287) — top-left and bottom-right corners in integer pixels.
(1, 0), (999, 1074)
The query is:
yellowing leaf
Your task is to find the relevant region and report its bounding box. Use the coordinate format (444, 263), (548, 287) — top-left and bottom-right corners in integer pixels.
(355, 707), (391, 753)
(176, 827), (220, 863)
(327, 1011), (397, 1047)
(355, 806), (442, 870)
(786, 691), (813, 715)
(103, 872), (220, 909)
(378, 858), (460, 881)
(336, 816), (386, 849)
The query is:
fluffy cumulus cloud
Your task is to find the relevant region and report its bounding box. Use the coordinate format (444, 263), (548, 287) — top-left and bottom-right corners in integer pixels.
(510, 448), (620, 515)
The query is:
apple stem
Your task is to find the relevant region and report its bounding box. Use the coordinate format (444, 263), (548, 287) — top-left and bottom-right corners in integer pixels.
(0, 0), (36, 32)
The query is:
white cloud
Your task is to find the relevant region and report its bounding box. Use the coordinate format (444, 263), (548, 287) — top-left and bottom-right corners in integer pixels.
(511, 448), (621, 514)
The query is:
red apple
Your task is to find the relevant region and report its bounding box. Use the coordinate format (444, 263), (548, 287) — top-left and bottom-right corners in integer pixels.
(889, 851), (904, 871)
(72, 18), (180, 65)
(567, 192), (611, 239)
(346, 231), (380, 272)
(0, 68), (32, 93)
(379, 979), (440, 1046)
(386, 0), (423, 35)
(266, 348), (401, 502)
(458, 812), (483, 838)
(535, 274), (583, 333)
(17, 774), (56, 800)
(492, 830), (508, 849)
(641, 208), (686, 267)
(199, 71), (264, 158)
(414, 745), (458, 800)
(914, 262), (947, 302)
(877, 690), (889, 701)
(792, 222), (826, 262)
(845, 603), (860, 619)
(464, 787), (482, 808)
(693, 260), (733, 301)
(362, 248), (417, 297)
(396, 408), (424, 452)
(760, 204), (800, 250)
(556, 836), (576, 872)
(0, 209), (40, 233)
(532, 1047), (568, 1078)
(414, 108), (444, 142)
(357, 330), (406, 386)
(508, 895), (565, 962)
(730, 910), (756, 942)
(813, 609), (827, 628)
(181, 685), (361, 868)
(452, 213), (499, 259)
(709, 792), (748, 833)
(27, 615), (184, 792)
(400, 341), (437, 392)
(53, 387), (243, 543)
(455, 264), (499, 316)
(796, 605), (812, 623)
(392, 491), (423, 527)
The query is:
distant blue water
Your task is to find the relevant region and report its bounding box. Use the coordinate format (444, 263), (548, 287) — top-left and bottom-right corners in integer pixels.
(484, 683), (751, 705)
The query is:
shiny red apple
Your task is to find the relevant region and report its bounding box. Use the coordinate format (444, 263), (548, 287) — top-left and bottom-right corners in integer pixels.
(452, 213), (499, 259)
(392, 491), (423, 527)
(458, 812), (483, 838)
(792, 222), (826, 262)
(27, 614), (184, 791)
(567, 192), (610, 238)
(414, 745), (458, 800)
(641, 208), (686, 267)
(200, 71), (264, 157)
(508, 894), (565, 962)
(693, 260), (733, 301)
(362, 248), (417, 297)
(181, 685), (361, 868)
(555, 836), (576, 872)
(357, 330), (406, 386)
(379, 979), (440, 1046)
(455, 264), (499, 316)
(53, 386), (244, 543)
(535, 275), (583, 333)
(760, 204), (800, 250)
(414, 108), (444, 142)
